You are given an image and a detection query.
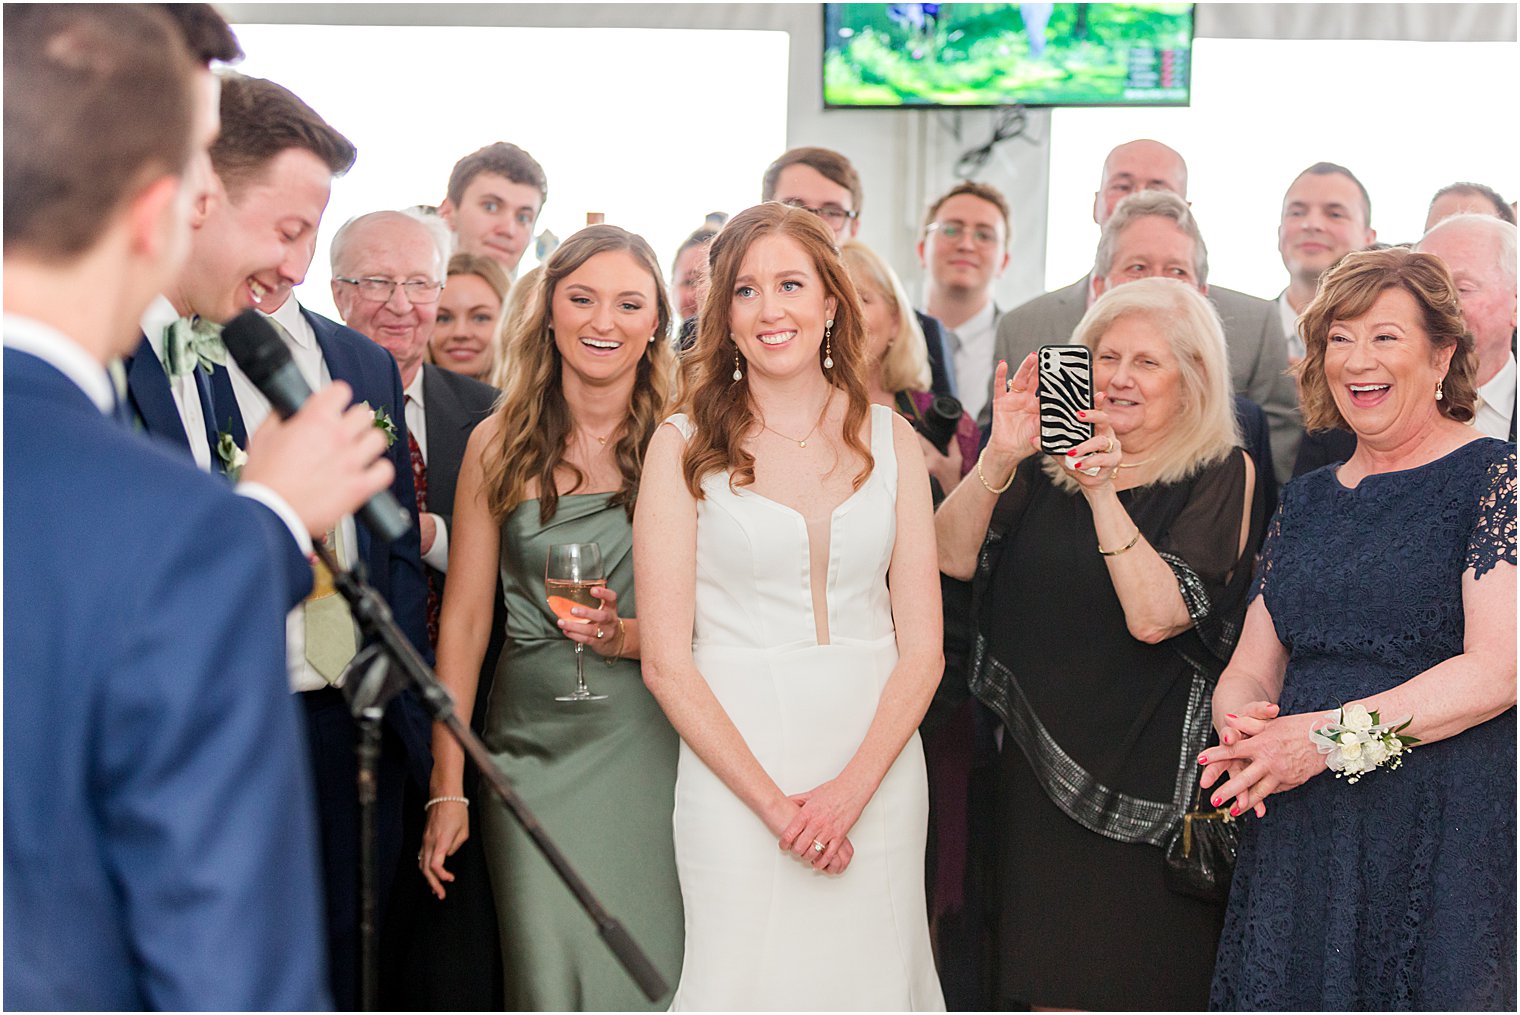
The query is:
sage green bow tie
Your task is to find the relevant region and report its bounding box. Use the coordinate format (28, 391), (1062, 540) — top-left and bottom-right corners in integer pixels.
(162, 316), (227, 379)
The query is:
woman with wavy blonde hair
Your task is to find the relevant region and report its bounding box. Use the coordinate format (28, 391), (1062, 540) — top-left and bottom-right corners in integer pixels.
(634, 202), (946, 1009)
(419, 224), (683, 1010)
(841, 238), (980, 496)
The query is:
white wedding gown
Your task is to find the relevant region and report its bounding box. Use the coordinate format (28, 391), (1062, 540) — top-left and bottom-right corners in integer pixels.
(666, 405), (944, 1012)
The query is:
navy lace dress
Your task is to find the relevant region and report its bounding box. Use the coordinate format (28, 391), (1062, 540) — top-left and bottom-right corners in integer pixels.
(1211, 439), (1517, 1011)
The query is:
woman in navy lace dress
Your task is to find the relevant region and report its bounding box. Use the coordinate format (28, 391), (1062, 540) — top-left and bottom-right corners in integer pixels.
(1203, 248), (1516, 1010)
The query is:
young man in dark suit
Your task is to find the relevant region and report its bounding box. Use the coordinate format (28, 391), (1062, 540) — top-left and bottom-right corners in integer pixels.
(3, 6), (394, 1008)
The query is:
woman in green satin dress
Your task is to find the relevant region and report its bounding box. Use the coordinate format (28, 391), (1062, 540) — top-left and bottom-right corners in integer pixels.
(420, 225), (683, 1010)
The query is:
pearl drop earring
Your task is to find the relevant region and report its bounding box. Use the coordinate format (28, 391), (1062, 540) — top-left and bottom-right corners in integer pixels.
(822, 319), (834, 370)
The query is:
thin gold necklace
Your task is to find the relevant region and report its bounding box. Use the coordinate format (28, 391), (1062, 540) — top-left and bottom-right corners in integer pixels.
(759, 394), (831, 449)
(1117, 458), (1152, 469)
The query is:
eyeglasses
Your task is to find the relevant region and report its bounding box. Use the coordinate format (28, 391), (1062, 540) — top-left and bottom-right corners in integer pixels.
(781, 199), (859, 228)
(926, 221), (1002, 247)
(334, 276), (445, 304)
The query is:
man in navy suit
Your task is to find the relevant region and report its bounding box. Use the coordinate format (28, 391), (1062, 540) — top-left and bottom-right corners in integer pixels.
(183, 74), (435, 1010)
(762, 145), (959, 399)
(3, 6), (397, 1008)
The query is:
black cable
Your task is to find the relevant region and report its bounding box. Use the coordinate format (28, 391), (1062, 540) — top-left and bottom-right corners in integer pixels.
(954, 104), (1030, 178)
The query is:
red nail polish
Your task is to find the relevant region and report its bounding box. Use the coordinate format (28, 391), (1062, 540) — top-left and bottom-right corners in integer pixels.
(1066, 449), (1077, 456)
(1197, 754), (1208, 764)
(1226, 713), (1238, 719)
(1230, 805), (1241, 816)
(1211, 796), (1222, 807)
(1076, 410), (1087, 419)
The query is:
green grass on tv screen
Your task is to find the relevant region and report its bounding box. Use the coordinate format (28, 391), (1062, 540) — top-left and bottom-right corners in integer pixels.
(824, 3), (1194, 107)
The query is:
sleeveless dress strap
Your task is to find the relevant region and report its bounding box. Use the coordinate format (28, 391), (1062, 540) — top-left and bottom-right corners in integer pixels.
(664, 412), (695, 441)
(868, 403), (898, 493)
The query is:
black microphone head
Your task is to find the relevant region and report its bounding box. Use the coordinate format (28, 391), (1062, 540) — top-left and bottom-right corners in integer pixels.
(221, 309), (295, 387)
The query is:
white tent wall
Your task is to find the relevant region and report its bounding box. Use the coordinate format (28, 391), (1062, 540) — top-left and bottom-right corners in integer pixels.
(220, 3), (1517, 314)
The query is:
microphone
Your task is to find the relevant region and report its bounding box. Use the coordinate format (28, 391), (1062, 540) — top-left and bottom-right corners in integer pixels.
(221, 309), (413, 543)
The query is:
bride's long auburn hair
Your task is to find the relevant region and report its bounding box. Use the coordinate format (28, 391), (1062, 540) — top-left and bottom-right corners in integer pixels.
(482, 225), (674, 523)
(675, 203), (873, 499)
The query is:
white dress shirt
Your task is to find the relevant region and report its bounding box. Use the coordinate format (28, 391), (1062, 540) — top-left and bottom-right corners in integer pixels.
(226, 298), (358, 693)
(1276, 290), (1306, 362)
(1475, 352), (1517, 441)
(404, 369), (450, 573)
(139, 295), (213, 470)
(941, 299), (999, 421)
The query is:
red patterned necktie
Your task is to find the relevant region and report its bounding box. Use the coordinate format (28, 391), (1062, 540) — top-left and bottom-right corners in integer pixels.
(408, 428), (441, 646)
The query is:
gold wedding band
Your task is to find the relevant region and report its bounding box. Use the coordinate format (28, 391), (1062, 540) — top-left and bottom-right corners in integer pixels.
(1104, 436), (1116, 454)
(812, 839), (826, 854)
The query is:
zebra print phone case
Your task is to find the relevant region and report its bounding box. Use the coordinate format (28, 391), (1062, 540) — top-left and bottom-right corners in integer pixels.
(1037, 344), (1094, 454)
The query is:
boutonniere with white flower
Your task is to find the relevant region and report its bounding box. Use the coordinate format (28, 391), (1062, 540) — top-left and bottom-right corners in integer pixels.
(364, 402), (398, 448)
(1309, 703), (1419, 784)
(215, 429), (247, 481)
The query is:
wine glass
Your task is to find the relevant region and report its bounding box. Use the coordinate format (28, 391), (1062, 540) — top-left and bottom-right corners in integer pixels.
(545, 542), (608, 702)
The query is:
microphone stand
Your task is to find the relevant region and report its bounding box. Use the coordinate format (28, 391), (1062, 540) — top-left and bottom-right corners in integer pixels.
(315, 544), (669, 1010)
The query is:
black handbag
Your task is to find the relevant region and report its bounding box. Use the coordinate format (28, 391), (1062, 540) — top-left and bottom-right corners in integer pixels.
(1163, 775), (1240, 903)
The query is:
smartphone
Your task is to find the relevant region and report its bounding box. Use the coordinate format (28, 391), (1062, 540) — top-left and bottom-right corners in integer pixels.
(1037, 344), (1094, 455)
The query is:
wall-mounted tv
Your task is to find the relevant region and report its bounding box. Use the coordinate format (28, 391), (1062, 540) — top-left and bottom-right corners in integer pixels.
(823, 3), (1194, 109)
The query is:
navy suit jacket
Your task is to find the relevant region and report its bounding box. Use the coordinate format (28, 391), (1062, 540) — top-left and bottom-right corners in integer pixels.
(3, 348), (328, 1010)
(123, 333), (307, 606)
(917, 309), (957, 400)
(303, 307), (435, 786)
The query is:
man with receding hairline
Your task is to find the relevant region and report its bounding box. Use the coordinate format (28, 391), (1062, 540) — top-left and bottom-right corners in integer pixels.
(987, 139), (1300, 481)
(1275, 161), (1377, 362)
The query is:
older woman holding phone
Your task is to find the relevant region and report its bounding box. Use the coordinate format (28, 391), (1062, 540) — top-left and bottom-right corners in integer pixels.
(1204, 248), (1516, 1010)
(936, 277), (1265, 1010)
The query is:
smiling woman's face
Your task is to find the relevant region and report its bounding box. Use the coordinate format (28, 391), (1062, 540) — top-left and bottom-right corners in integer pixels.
(728, 232), (838, 383)
(1092, 312), (1184, 454)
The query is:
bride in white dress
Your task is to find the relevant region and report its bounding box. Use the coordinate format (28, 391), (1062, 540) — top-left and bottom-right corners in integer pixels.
(635, 203), (945, 1011)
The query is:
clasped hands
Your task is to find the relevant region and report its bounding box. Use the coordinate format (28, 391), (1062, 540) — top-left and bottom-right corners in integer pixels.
(770, 775), (869, 876)
(1198, 700), (1326, 818)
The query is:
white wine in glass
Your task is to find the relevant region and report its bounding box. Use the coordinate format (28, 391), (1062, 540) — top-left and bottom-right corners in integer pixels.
(545, 542), (607, 702)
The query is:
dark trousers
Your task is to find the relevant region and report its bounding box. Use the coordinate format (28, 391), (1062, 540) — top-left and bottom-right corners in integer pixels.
(302, 688), (409, 1012)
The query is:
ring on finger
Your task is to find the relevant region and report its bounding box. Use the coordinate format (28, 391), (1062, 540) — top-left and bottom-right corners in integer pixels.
(811, 839), (826, 854)
(595, 627), (604, 639)
(1104, 435), (1116, 454)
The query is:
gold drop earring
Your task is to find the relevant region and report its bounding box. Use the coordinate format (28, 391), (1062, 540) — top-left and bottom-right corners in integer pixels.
(823, 319), (834, 370)
(732, 345), (743, 382)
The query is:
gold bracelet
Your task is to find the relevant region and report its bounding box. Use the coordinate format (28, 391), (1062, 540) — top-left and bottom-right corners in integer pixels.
(604, 617), (627, 666)
(976, 449), (1015, 495)
(1098, 528), (1142, 556)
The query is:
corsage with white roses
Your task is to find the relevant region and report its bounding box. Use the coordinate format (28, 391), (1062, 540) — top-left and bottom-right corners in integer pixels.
(215, 427), (247, 481)
(1309, 703), (1419, 784)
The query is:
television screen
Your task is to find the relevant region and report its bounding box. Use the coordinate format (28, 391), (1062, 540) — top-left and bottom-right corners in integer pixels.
(823, 3), (1194, 108)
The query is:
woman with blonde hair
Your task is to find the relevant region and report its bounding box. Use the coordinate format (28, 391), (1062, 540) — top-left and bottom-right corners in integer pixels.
(419, 225), (683, 1010)
(636, 203), (945, 1009)
(429, 252), (510, 382)
(936, 277), (1265, 1009)
(841, 239), (979, 495)
(490, 265), (541, 388)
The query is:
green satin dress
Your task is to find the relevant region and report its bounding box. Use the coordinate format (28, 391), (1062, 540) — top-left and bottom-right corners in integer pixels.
(479, 492), (683, 1011)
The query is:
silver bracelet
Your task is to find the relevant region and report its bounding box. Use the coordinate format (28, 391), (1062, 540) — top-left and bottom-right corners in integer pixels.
(425, 795), (468, 810)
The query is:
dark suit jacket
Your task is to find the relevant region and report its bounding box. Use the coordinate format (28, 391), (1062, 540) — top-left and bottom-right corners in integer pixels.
(303, 308), (435, 782)
(3, 348), (327, 1010)
(123, 333), (308, 607)
(419, 363), (497, 539)
(918, 309), (957, 400)
(419, 363), (505, 705)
